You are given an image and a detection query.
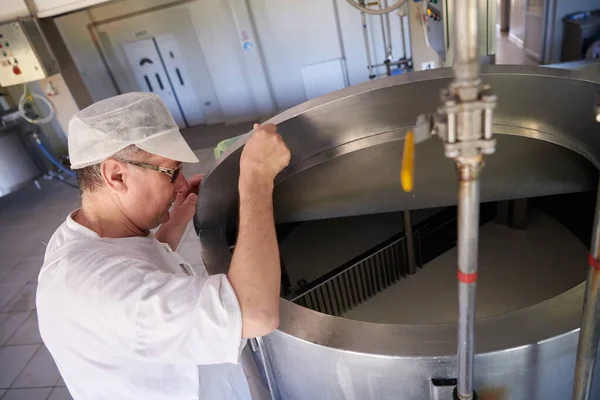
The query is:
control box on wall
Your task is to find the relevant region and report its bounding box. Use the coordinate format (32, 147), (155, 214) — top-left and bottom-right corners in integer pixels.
(0, 19), (59, 87)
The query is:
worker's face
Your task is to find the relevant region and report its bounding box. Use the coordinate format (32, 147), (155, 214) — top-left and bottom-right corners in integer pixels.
(121, 154), (187, 230)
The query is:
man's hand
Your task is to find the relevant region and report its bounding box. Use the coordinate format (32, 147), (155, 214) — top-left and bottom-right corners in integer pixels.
(156, 173), (204, 249)
(170, 174), (204, 225)
(239, 124), (291, 190)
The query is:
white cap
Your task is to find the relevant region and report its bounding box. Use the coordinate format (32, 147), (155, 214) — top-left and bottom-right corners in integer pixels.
(68, 92), (199, 169)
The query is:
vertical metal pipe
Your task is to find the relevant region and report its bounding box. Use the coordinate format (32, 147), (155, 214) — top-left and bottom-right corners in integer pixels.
(453, 0), (480, 88)
(572, 183), (600, 400)
(456, 163), (481, 400)
(404, 210), (417, 274)
(382, 0), (393, 60)
(399, 9), (407, 60)
(379, 2), (391, 76)
(360, 7), (375, 79)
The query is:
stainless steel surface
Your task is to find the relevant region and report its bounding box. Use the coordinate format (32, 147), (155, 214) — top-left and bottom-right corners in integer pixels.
(403, 210), (416, 274)
(0, 131), (40, 198)
(291, 234), (410, 316)
(573, 182), (600, 400)
(250, 338), (278, 400)
(196, 66), (600, 400)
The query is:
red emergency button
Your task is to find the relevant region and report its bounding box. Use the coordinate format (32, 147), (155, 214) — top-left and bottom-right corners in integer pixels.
(13, 65), (21, 75)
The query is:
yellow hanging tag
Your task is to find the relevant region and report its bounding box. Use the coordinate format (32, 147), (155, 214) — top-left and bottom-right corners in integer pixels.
(401, 131), (414, 192)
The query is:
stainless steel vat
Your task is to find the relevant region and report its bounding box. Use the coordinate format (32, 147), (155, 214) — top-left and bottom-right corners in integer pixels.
(195, 65), (600, 399)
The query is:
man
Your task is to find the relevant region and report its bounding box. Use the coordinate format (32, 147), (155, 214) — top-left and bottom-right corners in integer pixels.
(36, 92), (291, 399)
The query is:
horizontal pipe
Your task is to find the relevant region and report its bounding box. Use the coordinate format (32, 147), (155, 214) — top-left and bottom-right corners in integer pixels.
(346, 0), (406, 15)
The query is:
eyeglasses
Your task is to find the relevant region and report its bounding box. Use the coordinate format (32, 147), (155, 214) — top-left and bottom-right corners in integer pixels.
(123, 160), (182, 183)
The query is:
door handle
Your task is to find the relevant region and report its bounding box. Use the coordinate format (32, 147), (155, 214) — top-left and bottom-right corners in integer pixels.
(144, 75), (153, 92)
(155, 73), (164, 90)
(176, 68), (184, 86)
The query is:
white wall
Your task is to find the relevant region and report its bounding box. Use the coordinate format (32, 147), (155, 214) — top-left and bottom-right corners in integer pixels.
(248, 0), (412, 109)
(55, 12), (118, 102)
(0, 0), (112, 20)
(35, 0), (111, 17)
(55, 0), (274, 124)
(95, 5), (227, 123)
(248, 0), (344, 110)
(2, 0), (29, 22)
(187, 0), (259, 122)
(55, 0), (416, 124)
(335, 0), (411, 86)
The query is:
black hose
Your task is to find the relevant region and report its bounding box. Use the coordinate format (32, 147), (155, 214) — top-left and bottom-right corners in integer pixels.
(56, 175), (79, 189)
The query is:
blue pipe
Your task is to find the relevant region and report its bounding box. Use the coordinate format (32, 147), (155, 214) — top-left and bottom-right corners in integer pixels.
(36, 140), (76, 178)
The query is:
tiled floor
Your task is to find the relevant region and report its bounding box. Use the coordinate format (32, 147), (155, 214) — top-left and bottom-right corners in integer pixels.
(0, 128), (227, 399)
(495, 31), (539, 66)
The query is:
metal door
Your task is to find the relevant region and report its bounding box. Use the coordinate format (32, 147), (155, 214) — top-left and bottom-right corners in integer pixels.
(121, 38), (186, 128)
(154, 34), (205, 126)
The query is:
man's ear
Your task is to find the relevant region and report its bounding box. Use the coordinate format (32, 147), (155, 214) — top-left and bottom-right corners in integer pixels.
(100, 160), (127, 193)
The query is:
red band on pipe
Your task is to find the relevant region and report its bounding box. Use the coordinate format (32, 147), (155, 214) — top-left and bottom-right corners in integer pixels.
(457, 270), (478, 284)
(588, 254), (600, 270)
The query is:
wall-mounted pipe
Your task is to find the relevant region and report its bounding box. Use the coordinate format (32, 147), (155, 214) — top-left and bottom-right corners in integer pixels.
(346, 0), (406, 15)
(399, 9), (408, 60)
(382, 0), (393, 60)
(359, 1), (376, 79)
(380, 0), (393, 76)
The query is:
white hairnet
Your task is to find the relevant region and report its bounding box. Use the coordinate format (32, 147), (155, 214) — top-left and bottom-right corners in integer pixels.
(68, 92), (199, 169)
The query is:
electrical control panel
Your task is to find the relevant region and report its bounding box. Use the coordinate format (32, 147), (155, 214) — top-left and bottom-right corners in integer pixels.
(426, 1), (446, 61)
(0, 19), (59, 87)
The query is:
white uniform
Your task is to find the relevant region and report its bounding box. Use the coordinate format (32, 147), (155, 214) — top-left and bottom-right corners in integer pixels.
(37, 212), (252, 400)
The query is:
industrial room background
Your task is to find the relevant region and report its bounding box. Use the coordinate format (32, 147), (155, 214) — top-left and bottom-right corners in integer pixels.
(1, 0), (600, 400)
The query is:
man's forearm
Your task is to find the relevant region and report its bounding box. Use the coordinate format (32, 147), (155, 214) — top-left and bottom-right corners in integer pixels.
(228, 174), (281, 338)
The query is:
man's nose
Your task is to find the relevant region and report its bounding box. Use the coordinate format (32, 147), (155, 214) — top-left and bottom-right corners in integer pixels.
(173, 172), (189, 192)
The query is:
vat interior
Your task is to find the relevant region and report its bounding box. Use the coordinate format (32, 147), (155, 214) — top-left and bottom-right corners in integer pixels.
(276, 192), (595, 324)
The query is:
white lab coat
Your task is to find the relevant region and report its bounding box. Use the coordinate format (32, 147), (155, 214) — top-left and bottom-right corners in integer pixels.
(37, 212), (256, 400)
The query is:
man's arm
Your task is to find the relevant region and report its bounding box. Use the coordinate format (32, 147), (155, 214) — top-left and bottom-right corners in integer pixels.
(227, 124), (290, 338)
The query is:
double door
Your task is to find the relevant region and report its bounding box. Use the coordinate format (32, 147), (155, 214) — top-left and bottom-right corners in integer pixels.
(122, 34), (203, 128)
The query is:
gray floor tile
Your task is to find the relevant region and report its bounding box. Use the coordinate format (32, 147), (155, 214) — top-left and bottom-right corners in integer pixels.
(0, 389), (5, 398)
(6, 311), (42, 346)
(1, 388), (52, 400)
(12, 345), (61, 388)
(0, 312), (30, 345)
(56, 377), (65, 386)
(47, 387), (73, 400)
(0, 345), (40, 388)
(0, 260), (41, 287)
(2, 283), (37, 313)
(0, 284), (27, 311)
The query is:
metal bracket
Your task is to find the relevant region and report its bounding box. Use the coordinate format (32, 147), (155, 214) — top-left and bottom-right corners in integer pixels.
(438, 84), (497, 160)
(414, 84), (497, 162)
